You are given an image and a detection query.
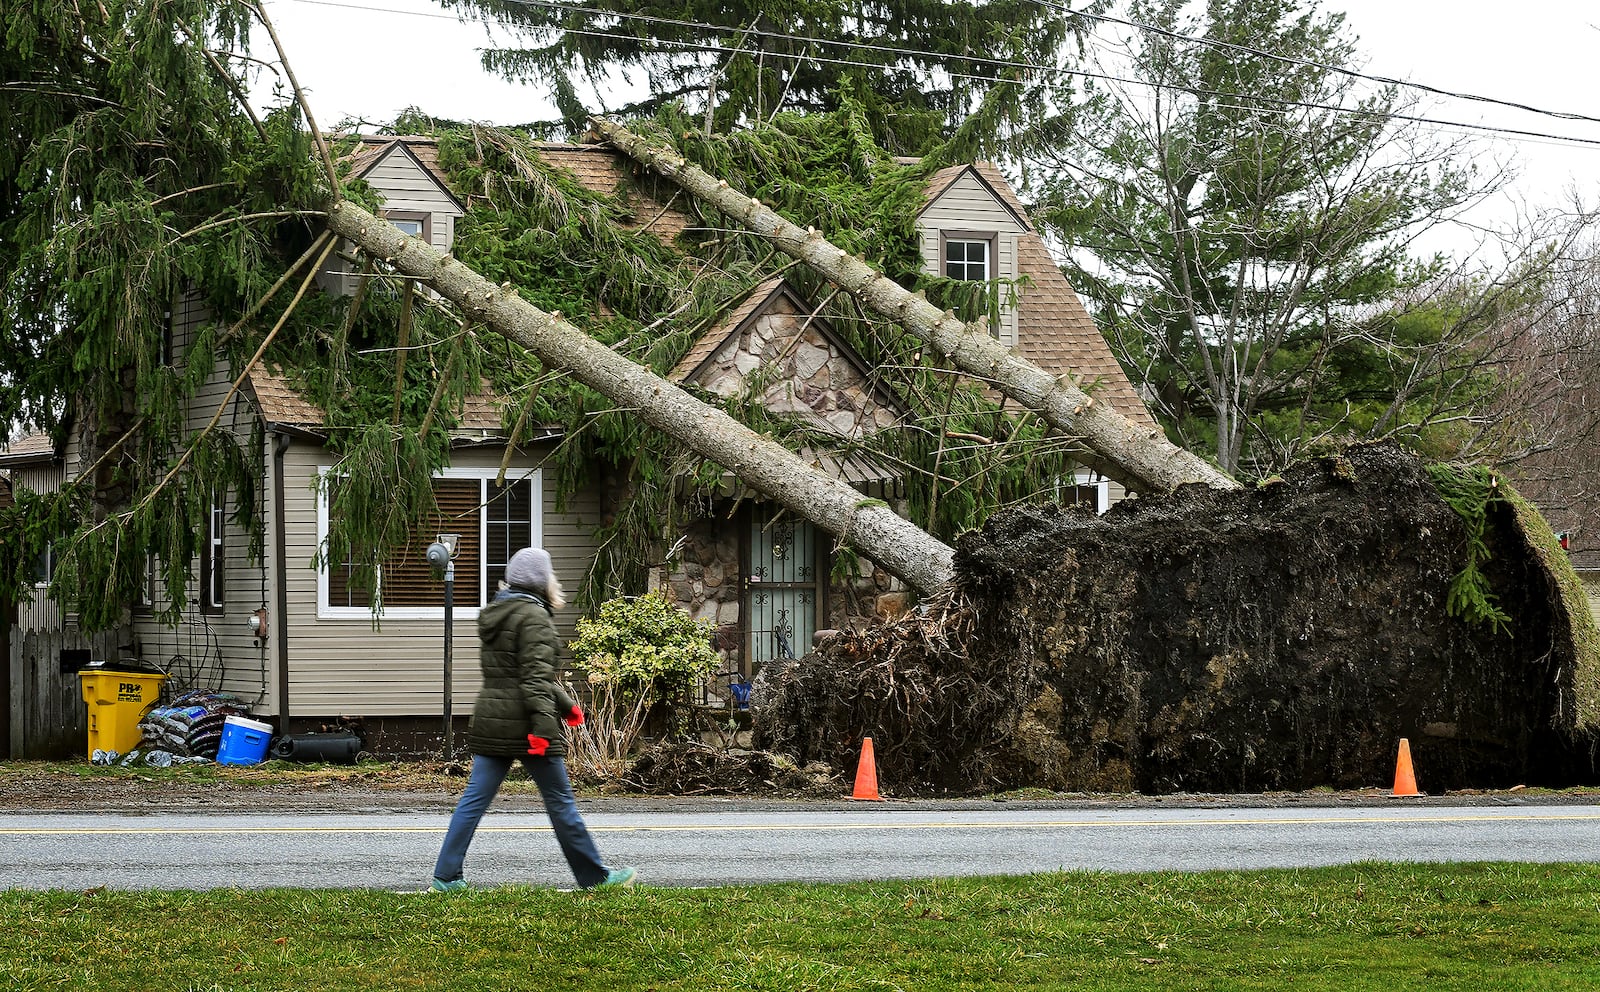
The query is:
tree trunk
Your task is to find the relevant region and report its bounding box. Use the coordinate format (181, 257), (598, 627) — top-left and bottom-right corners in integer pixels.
(321, 199), (956, 595)
(591, 115), (1240, 494)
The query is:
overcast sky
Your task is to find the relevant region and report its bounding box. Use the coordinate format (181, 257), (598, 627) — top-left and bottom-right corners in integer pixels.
(257, 0), (1600, 244)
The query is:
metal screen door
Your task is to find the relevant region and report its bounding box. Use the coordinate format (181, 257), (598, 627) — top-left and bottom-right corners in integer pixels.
(746, 509), (819, 665)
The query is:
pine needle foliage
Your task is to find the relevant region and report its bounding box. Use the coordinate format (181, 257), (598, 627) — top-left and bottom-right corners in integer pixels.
(375, 108), (1088, 601)
(442, 0), (1085, 154)
(2, 0), (1087, 626)
(1425, 462), (1513, 635)
(1, 1), (326, 621)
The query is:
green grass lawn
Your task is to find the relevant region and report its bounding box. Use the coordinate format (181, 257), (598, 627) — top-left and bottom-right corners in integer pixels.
(3, 863), (1598, 990)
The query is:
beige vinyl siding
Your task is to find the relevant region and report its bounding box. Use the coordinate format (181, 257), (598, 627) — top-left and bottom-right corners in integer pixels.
(129, 292), (274, 705)
(12, 460), (67, 633)
(1583, 573), (1600, 626)
(319, 146), (462, 295)
(918, 171), (1026, 348)
(281, 443), (601, 717)
(360, 149), (460, 249)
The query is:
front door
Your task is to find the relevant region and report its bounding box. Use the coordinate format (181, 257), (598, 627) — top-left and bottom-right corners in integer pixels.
(745, 507), (822, 670)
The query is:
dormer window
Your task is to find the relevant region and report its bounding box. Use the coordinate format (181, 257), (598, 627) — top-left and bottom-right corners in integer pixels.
(383, 210), (430, 243)
(943, 234), (993, 281)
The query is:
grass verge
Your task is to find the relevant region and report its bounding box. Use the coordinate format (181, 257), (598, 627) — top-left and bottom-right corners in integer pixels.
(4, 863), (1598, 990)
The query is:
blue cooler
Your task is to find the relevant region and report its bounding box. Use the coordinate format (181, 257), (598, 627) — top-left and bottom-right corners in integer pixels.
(216, 715), (274, 765)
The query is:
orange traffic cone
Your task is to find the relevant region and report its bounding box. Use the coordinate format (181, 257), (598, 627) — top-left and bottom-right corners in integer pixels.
(851, 736), (882, 801)
(1392, 738), (1420, 797)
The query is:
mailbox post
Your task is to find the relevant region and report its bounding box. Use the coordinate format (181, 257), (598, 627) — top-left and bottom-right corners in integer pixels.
(426, 533), (460, 761)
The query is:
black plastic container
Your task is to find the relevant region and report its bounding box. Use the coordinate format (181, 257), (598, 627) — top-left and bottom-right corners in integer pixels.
(270, 731), (362, 764)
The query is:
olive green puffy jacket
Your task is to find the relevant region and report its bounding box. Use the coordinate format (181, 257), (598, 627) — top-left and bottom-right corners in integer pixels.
(467, 591), (578, 758)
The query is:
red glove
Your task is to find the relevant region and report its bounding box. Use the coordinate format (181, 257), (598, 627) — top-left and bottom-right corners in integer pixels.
(564, 705), (585, 727)
(526, 734), (549, 757)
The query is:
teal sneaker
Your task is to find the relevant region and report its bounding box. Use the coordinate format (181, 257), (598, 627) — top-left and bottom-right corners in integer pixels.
(430, 877), (468, 893)
(594, 866), (636, 889)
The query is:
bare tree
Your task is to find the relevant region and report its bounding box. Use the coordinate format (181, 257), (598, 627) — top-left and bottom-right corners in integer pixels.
(1479, 231), (1600, 553)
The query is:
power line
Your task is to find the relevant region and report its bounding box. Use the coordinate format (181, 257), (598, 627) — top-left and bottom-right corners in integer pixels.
(479, 0), (1600, 132)
(283, 0), (1600, 150)
(518, 25), (1600, 151)
(1035, 0), (1600, 128)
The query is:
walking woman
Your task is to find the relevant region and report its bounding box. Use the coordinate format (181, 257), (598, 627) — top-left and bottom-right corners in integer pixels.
(431, 547), (636, 892)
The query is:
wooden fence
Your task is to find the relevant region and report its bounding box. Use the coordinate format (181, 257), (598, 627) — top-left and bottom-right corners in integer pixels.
(7, 627), (130, 760)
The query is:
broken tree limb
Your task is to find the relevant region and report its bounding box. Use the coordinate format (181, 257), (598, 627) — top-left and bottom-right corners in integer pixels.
(322, 198), (957, 595)
(591, 115), (1241, 494)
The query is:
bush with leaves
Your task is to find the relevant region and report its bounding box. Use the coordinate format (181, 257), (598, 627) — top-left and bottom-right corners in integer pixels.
(571, 592), (721, 737)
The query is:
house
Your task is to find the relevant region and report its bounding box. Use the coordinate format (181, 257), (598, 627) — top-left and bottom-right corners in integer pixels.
(3, 134), (1158, 756)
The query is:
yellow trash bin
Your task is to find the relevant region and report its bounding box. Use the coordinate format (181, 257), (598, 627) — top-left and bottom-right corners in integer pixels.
(78, 667), (168, 760)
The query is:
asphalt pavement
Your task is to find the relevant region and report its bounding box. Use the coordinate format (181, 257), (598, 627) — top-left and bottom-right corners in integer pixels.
(5, 803), (1598, 891)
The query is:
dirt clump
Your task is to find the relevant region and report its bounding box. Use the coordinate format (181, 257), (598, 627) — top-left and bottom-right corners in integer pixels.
(756, 443), (1600, 795)
(618, 742), (841, 797)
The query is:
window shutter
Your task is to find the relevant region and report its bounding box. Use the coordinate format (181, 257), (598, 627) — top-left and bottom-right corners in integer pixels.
(326, 478), (485, 609)
(381, 479), (483, 607)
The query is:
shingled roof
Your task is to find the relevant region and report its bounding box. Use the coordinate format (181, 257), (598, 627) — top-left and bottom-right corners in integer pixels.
(348, 136), (697, 245)
(337, 138), (1154, 434)
(534, 144), (699, 244)
(1013, 234), (1159, 431)
(0, 432), (57, 466)
(246, 368), (507, 434)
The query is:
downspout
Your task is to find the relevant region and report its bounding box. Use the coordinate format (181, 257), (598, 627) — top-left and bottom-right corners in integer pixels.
(272, 429), (292, 724)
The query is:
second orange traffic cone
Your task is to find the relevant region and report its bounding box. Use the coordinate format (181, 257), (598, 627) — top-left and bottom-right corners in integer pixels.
(851, 736), (882, 801)
(1392, 738), (1420, 796)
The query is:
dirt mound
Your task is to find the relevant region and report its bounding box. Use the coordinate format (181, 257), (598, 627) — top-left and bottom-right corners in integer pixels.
(755, 444), (1600, 794)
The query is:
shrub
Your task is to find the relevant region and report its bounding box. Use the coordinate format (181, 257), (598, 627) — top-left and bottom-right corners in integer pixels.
(571, 591), (721, 710)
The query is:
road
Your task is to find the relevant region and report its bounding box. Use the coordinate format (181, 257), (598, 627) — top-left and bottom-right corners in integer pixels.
(4, 803), (1598, 891)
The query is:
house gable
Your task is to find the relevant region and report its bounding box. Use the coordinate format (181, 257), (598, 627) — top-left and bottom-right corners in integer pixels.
(912, 162), (1158, 434)
(323, 138), (466, 297)
(671, 278), (903, 439)
(916, 164), (1031, 348)
(351, 139), (465, 247)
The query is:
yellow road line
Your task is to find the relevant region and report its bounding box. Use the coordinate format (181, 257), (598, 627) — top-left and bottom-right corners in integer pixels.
(3, 811), (1599, 836)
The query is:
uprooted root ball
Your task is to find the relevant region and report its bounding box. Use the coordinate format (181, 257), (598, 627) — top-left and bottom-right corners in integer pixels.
(756, 443), (1599, 794)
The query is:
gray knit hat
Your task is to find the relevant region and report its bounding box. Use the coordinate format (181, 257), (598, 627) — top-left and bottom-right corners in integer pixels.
(505, 547), (553, 594)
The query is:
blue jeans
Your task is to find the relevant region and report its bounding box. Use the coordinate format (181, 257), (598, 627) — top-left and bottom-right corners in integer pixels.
(432, 753), (610, 888)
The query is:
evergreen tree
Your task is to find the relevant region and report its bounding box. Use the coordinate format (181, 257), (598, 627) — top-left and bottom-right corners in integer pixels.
(442, 0), (1089, 154)
(1021, 0), (1502, 477)
(0, 0), (327, 621)
(0, 2), (1072, 618)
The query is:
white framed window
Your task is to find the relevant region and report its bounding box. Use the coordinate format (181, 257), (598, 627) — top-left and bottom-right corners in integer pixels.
(1060, 468), (1109, 515)
(33, 544), (54, 588)
(201, 489), (225, 614)
(383, 210), (430, 242)
(316, 467), (542, 620)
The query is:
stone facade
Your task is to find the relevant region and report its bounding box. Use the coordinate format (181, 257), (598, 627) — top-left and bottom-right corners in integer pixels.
(652, 502), (909, 702)
(688, 291), (899, 437)
(654, 280), (913, 701)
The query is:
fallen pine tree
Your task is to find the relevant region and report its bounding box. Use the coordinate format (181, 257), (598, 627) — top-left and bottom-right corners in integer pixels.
(752, 443), (1600, 794)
